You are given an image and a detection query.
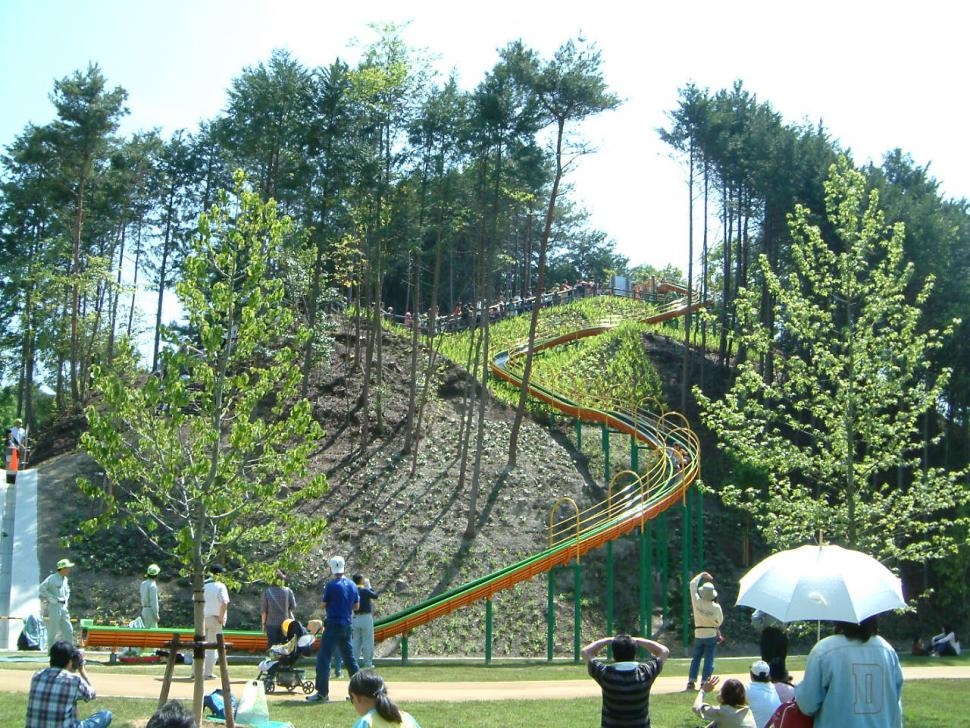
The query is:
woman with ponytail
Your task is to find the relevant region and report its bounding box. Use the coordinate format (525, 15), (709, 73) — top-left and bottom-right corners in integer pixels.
(348, 670), (420, 728)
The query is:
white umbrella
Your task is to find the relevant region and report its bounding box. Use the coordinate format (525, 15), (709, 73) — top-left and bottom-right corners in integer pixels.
(736, 544), (905, 623)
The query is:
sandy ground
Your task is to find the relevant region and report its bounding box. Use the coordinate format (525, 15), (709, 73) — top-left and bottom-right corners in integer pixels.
(2, 665), (970, 703)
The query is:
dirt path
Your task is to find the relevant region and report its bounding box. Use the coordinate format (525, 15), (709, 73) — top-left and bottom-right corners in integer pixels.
(2, 666), (970, 703)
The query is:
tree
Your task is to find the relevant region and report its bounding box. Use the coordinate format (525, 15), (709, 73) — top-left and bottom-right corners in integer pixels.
(697, 157), (967, 564)
(504, 38), (620, 467)
(47, 64), (128, 403)
(78, 173), (328, 722)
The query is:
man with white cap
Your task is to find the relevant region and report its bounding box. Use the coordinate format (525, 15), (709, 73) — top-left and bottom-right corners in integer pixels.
(307, 555), (359, 703)
(140, 565), (161, 629)
(40, 559), (76, 644)
(747, 659), (781, 728)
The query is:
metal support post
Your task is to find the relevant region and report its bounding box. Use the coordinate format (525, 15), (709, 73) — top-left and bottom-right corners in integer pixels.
(573, 560), (582, 663)
(696, 487), (704, 569)
(660, 511), (669, 624)
(575, 418), (582, 451)
(606, 540), (614, 653)
(601, 424), (610, 485)
(485, 598), (493, 665)
(682, 495), (692, 648)
(547, 568), (555, 661)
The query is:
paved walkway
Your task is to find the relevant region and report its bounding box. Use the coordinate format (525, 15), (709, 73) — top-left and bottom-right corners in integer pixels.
(2, 665), (969, 703)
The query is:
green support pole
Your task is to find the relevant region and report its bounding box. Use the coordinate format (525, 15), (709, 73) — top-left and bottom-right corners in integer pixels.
(401, 635), (409, 665)
(547, 568), (555, 661)
(660, 512), (669, 624)
(485, 598), (493, 665)
(574, 560), (582, 663)
(682, 496), (692, 648)
(696, 487), (704, 569)
(575, 418), (582, 451)
(601, 424), (610, 485)
(606, 541), (614, 651)
(631, 434), (639, 473)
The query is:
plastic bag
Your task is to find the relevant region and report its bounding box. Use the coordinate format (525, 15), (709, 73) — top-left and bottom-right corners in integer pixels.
(237, 678), (270, 725)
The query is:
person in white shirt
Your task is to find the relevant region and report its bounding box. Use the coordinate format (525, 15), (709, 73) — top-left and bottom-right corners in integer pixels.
(202, 565), (230, 679)
(746, 660), (781, 728)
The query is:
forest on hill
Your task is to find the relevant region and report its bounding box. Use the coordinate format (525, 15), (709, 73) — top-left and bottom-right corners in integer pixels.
(2, 26), (970, 631)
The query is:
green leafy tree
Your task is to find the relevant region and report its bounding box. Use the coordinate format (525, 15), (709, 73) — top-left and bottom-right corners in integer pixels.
(697, 157), (967, 565)
(78, 173), (327, 720)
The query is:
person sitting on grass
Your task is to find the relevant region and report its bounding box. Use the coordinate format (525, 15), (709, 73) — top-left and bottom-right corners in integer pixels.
(348, 670), (420, 727)
(582, 633), (670, 728)
(745, 661), (780, 728)
(146, 700), (195, 728)
(692, 676), (756, 728)
(26, 641), (112, 728)
(930, 625), (961, 656)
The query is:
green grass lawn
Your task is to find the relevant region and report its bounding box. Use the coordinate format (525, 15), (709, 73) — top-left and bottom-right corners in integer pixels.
(1, 680), (967, 727)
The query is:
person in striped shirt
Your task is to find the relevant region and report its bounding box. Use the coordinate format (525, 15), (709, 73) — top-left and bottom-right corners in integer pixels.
(582, 633), (670, 728)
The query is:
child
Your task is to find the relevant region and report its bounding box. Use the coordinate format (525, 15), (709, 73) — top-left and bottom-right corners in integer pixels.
(693, 676), (757, 728)
(348, 670), (420, 728)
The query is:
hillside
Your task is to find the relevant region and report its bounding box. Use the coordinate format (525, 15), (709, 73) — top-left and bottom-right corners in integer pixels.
(38, 310), (634, 658)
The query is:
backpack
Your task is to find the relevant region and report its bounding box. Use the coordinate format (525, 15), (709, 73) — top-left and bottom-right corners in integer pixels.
(765, 700), (813, 728)
(203, 689), (238, 719)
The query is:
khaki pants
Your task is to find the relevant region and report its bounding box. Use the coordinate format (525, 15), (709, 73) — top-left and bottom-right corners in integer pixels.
(203, 614), (223, 677)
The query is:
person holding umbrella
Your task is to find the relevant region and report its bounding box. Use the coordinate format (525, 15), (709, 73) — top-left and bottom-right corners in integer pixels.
(796, 616), (903, 727)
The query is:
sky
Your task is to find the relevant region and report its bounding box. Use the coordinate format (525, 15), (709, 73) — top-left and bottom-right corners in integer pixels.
(2, 0), (968, 274)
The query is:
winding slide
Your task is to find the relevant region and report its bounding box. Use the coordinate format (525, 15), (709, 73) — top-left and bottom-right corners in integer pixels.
(83, 295), (706, 652)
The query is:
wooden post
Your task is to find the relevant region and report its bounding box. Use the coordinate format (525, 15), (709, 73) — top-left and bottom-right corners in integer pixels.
(157, 634), (181, 709)
(216, 633), (235, 728)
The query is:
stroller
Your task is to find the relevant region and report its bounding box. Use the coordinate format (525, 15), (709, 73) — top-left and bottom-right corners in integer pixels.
(256, 618), (317, 694)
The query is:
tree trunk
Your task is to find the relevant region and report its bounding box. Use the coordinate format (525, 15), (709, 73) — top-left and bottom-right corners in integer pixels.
(508, 119), (565, 466)
(69, 157), (90, 403)
(681, 136), (694, 412)
(152, 183), (177, 372)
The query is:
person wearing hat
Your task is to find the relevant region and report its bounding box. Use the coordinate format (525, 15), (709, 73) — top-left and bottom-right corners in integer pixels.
(202, 565), (230, 680)
(307, 555), (359, 703)
(687, 570), (723, 690)
(140, 565), (161, 629)
(746, 660), (781, 728)
(40, 559), (76, 645)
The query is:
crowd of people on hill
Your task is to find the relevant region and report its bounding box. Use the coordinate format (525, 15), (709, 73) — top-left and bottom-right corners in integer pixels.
(387, 279), (604, 335)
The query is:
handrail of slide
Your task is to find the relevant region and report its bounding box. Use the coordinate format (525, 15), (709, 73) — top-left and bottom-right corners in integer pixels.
(82, 296), (708, 652)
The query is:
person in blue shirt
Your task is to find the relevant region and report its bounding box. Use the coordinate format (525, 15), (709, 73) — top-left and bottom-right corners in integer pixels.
(307, 555), (360, 703)
(796, 616), (903, 728)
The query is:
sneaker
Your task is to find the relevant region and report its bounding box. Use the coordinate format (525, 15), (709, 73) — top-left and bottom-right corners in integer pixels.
(686, 681), (696, 691)
(306, 693), (329, 703)
(203, 674), (216, 680)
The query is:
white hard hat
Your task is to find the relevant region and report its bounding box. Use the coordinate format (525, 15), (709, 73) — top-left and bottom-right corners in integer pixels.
(329, 556), (345, 575)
